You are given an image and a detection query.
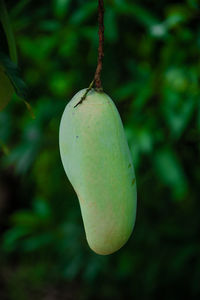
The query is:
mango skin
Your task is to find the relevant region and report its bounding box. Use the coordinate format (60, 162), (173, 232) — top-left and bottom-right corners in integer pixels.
(59, 89), (137, 255)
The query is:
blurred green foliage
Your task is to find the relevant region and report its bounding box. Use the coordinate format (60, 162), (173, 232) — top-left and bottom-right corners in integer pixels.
(0, 0), (200, 299)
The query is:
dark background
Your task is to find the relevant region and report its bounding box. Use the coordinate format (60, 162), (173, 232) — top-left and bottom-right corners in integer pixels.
(0, 0), (200, 299)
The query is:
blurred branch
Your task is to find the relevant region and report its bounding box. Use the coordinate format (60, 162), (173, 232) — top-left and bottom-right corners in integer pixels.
(0, 0), (18, 63)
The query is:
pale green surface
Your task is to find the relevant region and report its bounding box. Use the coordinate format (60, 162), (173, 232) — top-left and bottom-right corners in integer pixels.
(59, 89), (137, 255)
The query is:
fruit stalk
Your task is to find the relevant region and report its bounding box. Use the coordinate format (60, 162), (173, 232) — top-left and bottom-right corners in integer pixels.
(74, 0), (104, 107)
(94, 0), (104, 91)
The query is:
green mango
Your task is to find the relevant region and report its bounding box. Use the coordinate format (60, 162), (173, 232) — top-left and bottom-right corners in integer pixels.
(59, 89), (137, 255)
(0, 65), (13, 111)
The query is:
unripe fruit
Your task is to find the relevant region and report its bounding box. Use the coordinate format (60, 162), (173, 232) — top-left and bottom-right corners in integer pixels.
(59, 89), (137, 255)
(0, 65), (13, 111)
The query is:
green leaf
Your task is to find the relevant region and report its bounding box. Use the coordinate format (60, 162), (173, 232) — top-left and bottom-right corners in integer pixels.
(0, 139), (10, 155)
(33, 198), (51, 219)
(114, 2), (160, 28)
(113, 81), (137, 101)
(23, 100), (35, 119)
(22, 233), (54, 252)
(0, 63), (14, 110)
(11, 211), (40, 228)
(52, 0), (72, 19)
(2, 227), (31, 251)
(10, 0), (31, 19)
(154, 147), (188, 199)
(19, 35), (57, 61)
(105, 8), (118, 43)
(0, 52), (27, 99)
(69, 2), (97, 25)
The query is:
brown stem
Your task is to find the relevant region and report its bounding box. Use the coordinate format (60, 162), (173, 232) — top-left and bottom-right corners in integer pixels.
(74, 80), (94, 107)
(94, 0), (104, 91)
(74, 0), (104, 108)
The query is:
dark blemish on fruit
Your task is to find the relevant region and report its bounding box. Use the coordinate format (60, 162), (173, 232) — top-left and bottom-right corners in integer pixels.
(132, 178), (136, 185)
(76, 136), (79, 138)
(128, 163), (131, 168)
